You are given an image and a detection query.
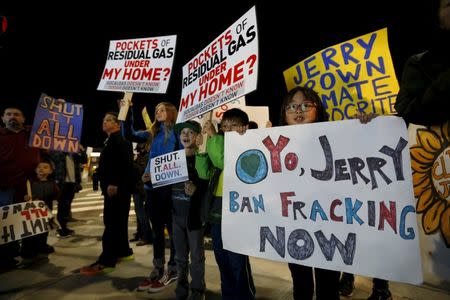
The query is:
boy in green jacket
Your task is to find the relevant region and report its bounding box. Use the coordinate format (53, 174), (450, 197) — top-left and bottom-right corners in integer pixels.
(195, 108), (256, 300)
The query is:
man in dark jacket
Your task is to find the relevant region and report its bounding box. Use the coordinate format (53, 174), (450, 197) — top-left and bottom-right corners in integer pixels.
(80, 112), (134, 275)
(0, 107), (41, 269)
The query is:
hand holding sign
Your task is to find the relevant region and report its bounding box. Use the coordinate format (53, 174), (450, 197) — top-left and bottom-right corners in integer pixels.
(184, 181), (197, 196)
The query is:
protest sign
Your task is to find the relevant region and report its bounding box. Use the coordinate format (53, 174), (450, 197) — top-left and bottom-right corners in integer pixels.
(150, 150), (188, 188)
(284, 28), (399, 121)
(177, 6), (258, 122)
(223, 116), (422, 284)
(97, 35), (177, 93)
(29, 93), (83, 153)
(0, 201), (52, 245)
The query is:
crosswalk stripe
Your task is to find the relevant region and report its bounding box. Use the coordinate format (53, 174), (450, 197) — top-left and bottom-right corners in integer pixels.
(52, 191), (136, 216)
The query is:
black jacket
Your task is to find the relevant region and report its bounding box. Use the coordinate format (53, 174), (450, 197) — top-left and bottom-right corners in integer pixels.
(97, 131), (134, 195)
(395, 29), (450, 126)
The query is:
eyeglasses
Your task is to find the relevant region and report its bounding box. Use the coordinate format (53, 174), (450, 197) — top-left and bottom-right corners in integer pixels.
(285, 102), (316, 113)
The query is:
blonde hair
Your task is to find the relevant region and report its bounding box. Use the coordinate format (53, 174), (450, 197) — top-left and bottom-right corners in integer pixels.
(151, 102), (177, 143)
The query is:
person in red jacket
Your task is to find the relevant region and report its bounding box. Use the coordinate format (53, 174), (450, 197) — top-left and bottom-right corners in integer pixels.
(0, 106), (41, 269)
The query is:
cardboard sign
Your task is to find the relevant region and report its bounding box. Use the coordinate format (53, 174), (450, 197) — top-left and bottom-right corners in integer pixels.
(284, 28), (399, 121)
(177, 6), (258, 122)
(29, 93), (83, 153)
(97, 35), (177, 93)
(0, 201), (52, 245)
(223, 116), (422, 284)
(150, 150), (189, 188)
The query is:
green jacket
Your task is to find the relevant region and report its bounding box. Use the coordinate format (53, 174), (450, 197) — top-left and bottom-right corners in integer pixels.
(195, 134), (224, 223)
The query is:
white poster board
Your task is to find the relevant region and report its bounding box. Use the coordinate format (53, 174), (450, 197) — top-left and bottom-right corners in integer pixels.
(177, 6), (258, 122)
(223, 116), (423, 284)
(97, 35), (177, 93)
(0, 201), (52, 245)
(150, 150), (188, 188)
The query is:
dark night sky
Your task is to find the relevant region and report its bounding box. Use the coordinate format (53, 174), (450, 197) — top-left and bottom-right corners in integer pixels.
(0, 1), (438, 148)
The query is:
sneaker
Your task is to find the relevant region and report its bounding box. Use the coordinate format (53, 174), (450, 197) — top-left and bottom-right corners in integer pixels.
(80, 262), (115, 275)
(367, 288), (392, 300)
(149, 267), (164, 281)
(137, 278), (156, 291)
(136, 240), (151, 246)
(117, 254), (134, 263)
(339, 277), (355, 297)
(57, 228), (74, 238)
(148, 271), (178, 293)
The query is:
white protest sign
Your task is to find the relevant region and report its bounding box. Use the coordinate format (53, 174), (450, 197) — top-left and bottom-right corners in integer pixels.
(150, 150), (189, 188)
(97, 35), (177, 93)
(223, 116), (422, 284)
(177, 6), (258, 122)
(0, 201), (52, 245)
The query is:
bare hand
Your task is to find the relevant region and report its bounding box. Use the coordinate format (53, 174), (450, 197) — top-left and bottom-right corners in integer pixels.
(142, 173), (151, 183)
(196, 134), (204, 147)
(202, 120), (217, 137)
(184, 181), (197, 196)
(353, 112), (378, 124)
(107, 185), (118, 197)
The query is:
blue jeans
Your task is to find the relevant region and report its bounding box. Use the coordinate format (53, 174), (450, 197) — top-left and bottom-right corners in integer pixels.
(210, 223), (255, 300)
(134, 188), (152, 242)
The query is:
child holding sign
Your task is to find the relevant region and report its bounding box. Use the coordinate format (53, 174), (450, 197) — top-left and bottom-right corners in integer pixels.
(279, 86), (340, 300)
(279, 86), (378, 300)
(21, 160), (59, 259)
(196, 108), (256, 300)
(169, 120), (207, 300)
(139, 102), (179, 292)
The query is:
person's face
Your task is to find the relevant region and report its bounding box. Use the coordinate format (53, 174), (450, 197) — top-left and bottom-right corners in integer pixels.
(2, 108), (25, 130)
(102, 114), (120, 134)
(180, 128), (198, 149)
(220, 118), (247, 133)
(36, 162), (53, 178)
(155, 105), (169, 122)
(284, 91), (318, 125)
(440, 0), (450, 30)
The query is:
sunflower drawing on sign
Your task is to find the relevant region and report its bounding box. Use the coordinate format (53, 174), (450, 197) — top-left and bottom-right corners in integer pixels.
(411, 122), (450, 247)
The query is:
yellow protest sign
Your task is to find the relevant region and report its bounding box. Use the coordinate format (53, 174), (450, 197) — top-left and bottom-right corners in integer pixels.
(283, 28), (399, 121)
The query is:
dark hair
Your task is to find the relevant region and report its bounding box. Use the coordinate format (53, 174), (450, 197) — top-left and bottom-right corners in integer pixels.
(248, 121), (258, 129)
(2, 106), (24, 116)
(38, 159), (55, 171)
(104, 111), (119, 124)
(222, 108), (249, 125)
(279, 86), (329, 125)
